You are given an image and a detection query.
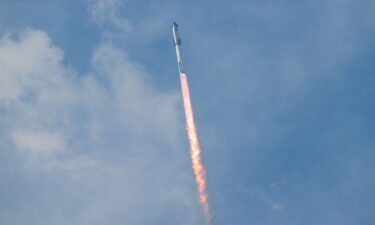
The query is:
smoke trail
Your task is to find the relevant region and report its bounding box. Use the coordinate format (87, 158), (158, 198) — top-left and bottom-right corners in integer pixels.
(180, 73), (211, 224)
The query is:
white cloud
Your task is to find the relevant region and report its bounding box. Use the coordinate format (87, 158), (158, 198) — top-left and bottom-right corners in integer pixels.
(0, 28), (200, 225)
(0, 29), (78, 160)
(0, 29), (67, 102)
(0, 28), (181, 169)
(88, 0), (131, 31)
(91, 43), (181, 144)
(11, 129), (65, 154)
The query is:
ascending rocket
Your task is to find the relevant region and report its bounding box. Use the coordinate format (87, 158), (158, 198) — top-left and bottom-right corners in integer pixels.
(172, 22), (185, 74)
(171, 22), (211, 223)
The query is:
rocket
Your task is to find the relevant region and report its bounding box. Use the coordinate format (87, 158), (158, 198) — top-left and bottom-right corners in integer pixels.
(171, 22), (211, 223)
(172, 22), (185, 74)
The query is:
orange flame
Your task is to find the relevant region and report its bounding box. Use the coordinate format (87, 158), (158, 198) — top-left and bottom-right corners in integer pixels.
(180, 73), (211, 224)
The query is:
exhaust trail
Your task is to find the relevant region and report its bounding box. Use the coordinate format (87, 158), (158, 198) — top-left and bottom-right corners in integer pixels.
(180, 73), (211, 224)
(171, 22), (211, 224)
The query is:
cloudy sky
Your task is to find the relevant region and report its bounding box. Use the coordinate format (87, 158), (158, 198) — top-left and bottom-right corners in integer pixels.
(1, 0), (374, 224)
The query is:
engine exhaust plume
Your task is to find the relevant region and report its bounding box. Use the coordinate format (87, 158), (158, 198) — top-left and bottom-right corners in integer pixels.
(180, 73), (211, 224)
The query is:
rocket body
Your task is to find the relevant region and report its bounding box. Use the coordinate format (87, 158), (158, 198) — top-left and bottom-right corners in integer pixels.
(172, 22), (185, 74)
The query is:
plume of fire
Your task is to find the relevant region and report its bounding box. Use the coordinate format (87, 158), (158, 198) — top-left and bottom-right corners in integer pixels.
(180, 73), (211, 224)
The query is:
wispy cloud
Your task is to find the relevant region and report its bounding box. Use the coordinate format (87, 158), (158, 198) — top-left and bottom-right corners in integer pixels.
(88, 0), (131, 31)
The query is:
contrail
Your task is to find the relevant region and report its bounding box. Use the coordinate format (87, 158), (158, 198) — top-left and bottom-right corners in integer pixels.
(171, 22), (211, 224)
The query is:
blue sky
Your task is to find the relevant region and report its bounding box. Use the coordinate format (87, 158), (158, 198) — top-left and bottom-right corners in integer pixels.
(1, 0), (374, 225)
